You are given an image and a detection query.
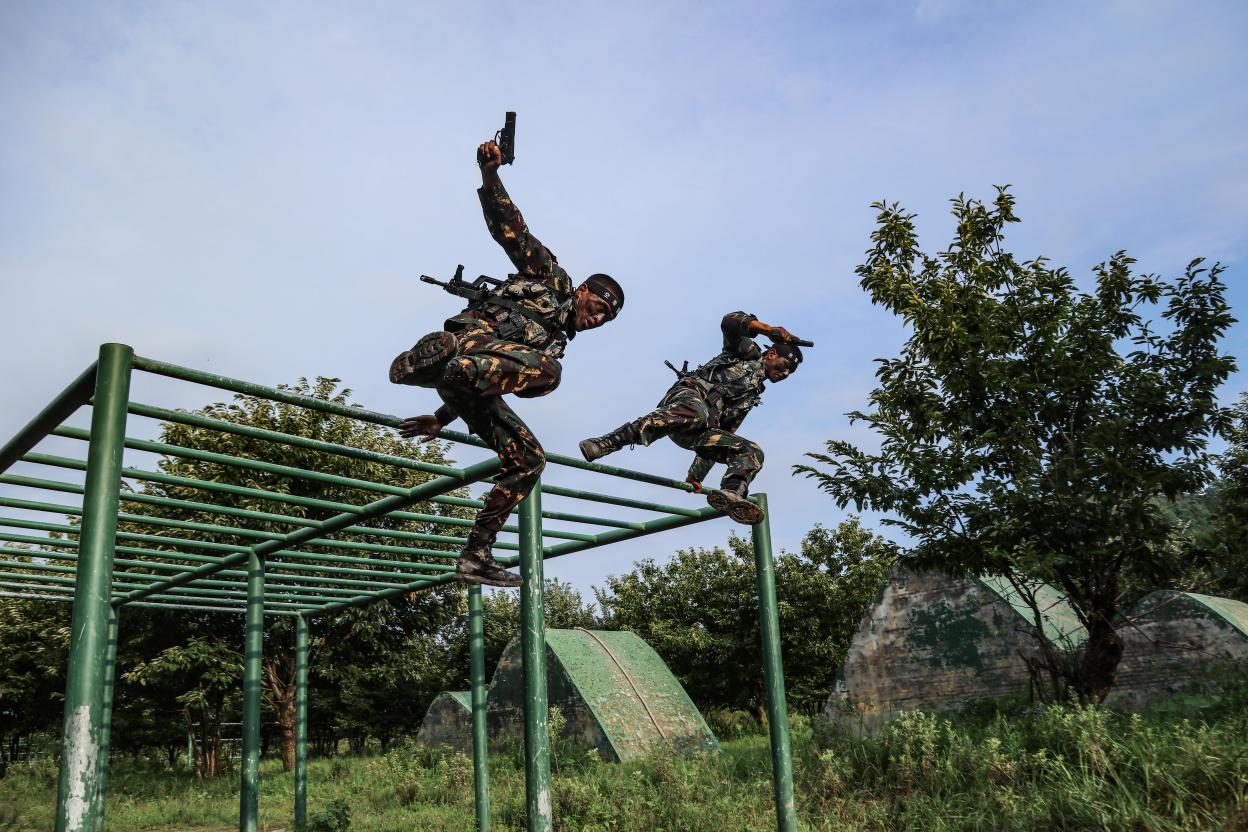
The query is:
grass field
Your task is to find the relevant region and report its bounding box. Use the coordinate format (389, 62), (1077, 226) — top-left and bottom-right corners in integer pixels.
(3, 702), (1246, 832)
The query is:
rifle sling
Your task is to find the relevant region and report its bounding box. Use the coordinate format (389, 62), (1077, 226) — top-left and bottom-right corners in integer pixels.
(484, 295), (564, 335)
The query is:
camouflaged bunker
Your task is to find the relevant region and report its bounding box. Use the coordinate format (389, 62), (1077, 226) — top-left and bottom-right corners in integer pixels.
(488, 628), (719, 762)
(415, 691), (474, 753)
(825, 567), (1086, 732)
(1104, 591), (1248, 712)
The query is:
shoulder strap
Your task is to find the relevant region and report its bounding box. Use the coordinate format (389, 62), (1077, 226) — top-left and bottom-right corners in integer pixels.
(484, 293), (564, 335)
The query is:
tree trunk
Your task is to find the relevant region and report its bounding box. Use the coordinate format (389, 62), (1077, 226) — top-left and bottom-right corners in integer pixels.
(279, 694), (296, 771)
(1076, 612), (1124, 704)
(263, 653), (299, 772)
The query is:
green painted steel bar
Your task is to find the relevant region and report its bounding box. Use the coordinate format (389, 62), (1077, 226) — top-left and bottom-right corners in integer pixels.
(6, 464), (651, 543)
(127, 401), (464, 477)
(750, 495), (797, 832)
(1, 473), (592, 545)
(294, 615), (309, 828)
(115, 457), (501, 606)
(239, 552), (264, 832)
(138, 600), (305, 616)
(0, 552), (411, 603)
(0, 558), (404, 602)
(131, 354), (696, 492)
(310, 507), (721, 610)
(0, 497), (511, 558)
(133, 355), (407, 426)
(519, 483), (552, 832)
(0, 535), (445, 589)
(0, 590), (302, 617)
(55, 343), (131, 832)
(537, 505), (723, 562)
(536, 483), (702, 517)
(0, 361), (95, 476)
(0, 588), (74, 602)
(92, 606), (119, 829)
(52, 426), (433, 502)
(535, 509), (643, 530)
(0, 571), (320, 610)
(13, 458), (496, 530)
(468, 584), (490, 832)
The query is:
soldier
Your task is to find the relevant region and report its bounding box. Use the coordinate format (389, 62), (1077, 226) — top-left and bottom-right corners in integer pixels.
(578, 312), (803, 525)
(390, 138), (624, 587)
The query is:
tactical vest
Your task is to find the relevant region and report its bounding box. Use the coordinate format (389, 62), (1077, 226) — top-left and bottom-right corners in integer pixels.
(446, 276), (573, 357)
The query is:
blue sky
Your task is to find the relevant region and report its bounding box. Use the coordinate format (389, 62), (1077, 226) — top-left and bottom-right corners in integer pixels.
(2, 0), (1246, 601)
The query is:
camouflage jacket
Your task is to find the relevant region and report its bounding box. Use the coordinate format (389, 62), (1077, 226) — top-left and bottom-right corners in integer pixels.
(443, 183), (576, 357)
(679, 312), (768, 483)
(675, 311), (768, 432)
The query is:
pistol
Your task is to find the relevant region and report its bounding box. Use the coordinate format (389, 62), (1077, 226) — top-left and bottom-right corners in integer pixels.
(496, 111), (516, 165)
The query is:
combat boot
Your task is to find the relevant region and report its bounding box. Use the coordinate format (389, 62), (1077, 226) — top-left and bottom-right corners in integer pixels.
(456, 528), (522, 588)
(706, 483), (764, 525)
(389, 331), (459, 387)
(578, 423), (639, 463)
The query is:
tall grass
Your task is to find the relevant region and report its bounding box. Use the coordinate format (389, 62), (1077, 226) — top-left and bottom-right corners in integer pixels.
(2, 702), (1245, 831)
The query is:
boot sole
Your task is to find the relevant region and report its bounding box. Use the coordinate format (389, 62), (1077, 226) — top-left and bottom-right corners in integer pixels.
(579, 439), (604, 463)
(706, 489), (765, 525)
(389, 331), (458, 386)
(456, 564), (523, 588)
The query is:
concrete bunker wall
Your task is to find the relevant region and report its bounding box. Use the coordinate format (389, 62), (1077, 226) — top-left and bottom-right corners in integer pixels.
(415, 691), (473, 753)
(1105, 591), (1248, 712)
(826, 567), (1085, 732)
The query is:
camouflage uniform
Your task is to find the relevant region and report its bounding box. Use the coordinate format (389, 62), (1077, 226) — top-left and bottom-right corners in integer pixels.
(428, 183), (577, 548)
(631, 312), (768, 493)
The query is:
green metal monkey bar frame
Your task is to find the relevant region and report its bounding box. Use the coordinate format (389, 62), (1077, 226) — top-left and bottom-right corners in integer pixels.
(0, 344), (797, 832)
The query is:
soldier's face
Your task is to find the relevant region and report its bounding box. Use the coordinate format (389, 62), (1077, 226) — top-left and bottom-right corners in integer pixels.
(572, 285), (614, 331)
(763, 350), (796, 383)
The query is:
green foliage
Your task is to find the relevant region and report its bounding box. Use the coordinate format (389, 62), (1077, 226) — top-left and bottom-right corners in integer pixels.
(798, 189), (1236, 701)
(104, 378), (469, 768)
(598, 518), (895, 715)
(4, 702), (1246, 831)
(302, 798), (351, 832)
(0, 592), (69, 746)
(806, 700), (1248, 831)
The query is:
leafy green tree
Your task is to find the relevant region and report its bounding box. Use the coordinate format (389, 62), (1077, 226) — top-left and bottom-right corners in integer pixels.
(597, 519), (895, 716)
(116, 378), (469, 772)
(432, 578), (602, 692)
(0, 586), (69, 755)
(797, 189), (1236, 702)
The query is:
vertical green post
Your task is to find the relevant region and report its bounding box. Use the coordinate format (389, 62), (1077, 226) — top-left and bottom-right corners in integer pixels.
(750, 494), (797, 832)
(518, 483), (551, 832)
(240, 551), (265, 832)
(55, 343), (132, 832)
(92, 606), (120, 829)
(294, 615), (309, 828)
(468, 584), (490, 832)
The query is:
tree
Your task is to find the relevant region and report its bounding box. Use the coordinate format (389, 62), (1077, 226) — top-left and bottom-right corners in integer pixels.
(434, 578), (601, 688)
(597, 519), (895, 715)
(797, 189), (1236, 702)
(118, 378), (469, 772)
(0, 585), (70, 755)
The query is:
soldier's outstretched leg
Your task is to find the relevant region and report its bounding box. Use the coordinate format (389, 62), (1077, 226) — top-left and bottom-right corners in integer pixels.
(390, 331), (460, 387)
(394, 331), (563, 398)
(694, 431), (765, 525)
(579, 385), (709, 463)
(437, 382), (549, 588)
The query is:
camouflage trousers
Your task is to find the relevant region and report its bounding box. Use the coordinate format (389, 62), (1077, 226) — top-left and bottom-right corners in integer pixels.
(435, 331), (560, 546)
(631, 383), (764, 491)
